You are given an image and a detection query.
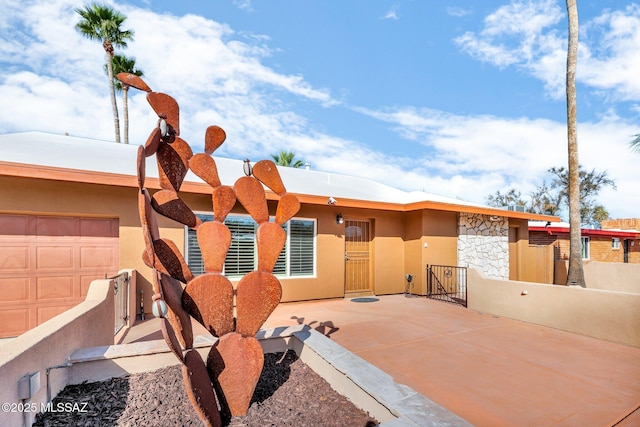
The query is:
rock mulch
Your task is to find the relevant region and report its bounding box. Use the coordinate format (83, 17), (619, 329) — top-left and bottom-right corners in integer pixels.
(34, 351), (379, 427)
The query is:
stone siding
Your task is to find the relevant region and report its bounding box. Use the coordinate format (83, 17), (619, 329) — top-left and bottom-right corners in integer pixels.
(458, 213), (509, 279)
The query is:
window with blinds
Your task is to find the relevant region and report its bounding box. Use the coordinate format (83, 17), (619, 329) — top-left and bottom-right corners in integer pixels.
(186, 213), (315, 278)
(224, 216), (257, 276)
(289, 219), (314, 276)
(186, 214), (212, 276)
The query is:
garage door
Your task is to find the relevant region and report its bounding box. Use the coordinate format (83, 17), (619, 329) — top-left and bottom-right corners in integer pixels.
(0, 214), (119, 338)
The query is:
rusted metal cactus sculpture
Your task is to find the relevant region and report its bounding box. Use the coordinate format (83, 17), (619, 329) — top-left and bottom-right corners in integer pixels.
(120, 72), (300, 426)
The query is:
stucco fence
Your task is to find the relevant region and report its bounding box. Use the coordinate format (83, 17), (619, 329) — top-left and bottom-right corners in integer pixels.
(467, 263), (640, 348)
(554, 260), (640, 293)
(0, 278), (115, 427)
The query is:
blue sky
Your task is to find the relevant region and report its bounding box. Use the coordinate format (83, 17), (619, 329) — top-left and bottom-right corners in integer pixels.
(1, 0), (639, 218)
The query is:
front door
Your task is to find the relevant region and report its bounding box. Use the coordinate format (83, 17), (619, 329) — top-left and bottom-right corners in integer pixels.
(624, 239), (630, 263)
(344, 219), (372, 295)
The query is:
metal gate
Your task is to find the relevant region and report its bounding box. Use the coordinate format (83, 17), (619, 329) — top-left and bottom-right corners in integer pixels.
(109, 271), (130, 334)
(426, 264), (467, 307)
(344, 219), (372, 294)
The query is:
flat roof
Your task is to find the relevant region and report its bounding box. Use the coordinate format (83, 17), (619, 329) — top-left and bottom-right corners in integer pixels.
(0, 131), (557, 220)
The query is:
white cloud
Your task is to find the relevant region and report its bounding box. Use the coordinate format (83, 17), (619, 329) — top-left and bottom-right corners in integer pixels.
(355, 105), (640, 219)
(454, 0), (565, 91)
(446, 7), (472, 18)
(233, 0), (253, 11)
(0, 0), (336, 146)
(454, 1), (640, 102)
(381, 5), (400, 21)
(580, 4), (640, 100)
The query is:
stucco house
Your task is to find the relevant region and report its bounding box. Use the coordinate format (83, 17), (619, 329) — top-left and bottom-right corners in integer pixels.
(0, 132), (557, 337)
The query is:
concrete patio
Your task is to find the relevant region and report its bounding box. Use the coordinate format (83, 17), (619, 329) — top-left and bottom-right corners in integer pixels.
(124, 294), (640, 426)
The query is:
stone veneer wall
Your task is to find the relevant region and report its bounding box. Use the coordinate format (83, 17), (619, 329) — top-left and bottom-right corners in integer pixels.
(458, 213), (509, 279)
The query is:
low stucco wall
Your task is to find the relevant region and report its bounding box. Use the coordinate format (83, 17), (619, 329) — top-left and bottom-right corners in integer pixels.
(582, 261), (640, 293)
(554, 260), (640, 292)
(0, 279), (114, 427)
(467, 269), (640, 348)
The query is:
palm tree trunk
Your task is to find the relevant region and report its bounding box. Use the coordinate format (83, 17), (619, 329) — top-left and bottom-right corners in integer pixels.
(565, 0), (585, 287)
(104, 42), (121, 144)
(123, 86), (129, 144)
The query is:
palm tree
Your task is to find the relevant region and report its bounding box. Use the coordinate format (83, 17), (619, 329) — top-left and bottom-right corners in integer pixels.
(108, 54), (143, 144)
(75, 3), (134, 144)
(565, 0), (585, 287)
(271, 150), (305, 168)
(631, 134), (640, 152)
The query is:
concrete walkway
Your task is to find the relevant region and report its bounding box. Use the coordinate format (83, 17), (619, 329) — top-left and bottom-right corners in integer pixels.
(126, 294), (640, 426)
(263, 295), (640, 427)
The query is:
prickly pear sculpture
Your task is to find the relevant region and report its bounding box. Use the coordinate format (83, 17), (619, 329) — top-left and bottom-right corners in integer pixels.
(120, 72), (300, 426)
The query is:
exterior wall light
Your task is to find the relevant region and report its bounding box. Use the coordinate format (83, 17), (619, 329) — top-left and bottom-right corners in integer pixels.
(336, 213), (344, 224)
(243, 158), (252, 176)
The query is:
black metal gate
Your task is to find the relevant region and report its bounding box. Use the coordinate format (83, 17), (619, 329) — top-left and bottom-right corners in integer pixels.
(426, 264), (467, 307)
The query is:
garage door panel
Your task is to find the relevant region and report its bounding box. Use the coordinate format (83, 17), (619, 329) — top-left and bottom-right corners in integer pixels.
(36, 246), (74, 269)
(36, 276), (74, 299)
(0, 309), (30, 336)
(36, 216), (79, 237)
(37, 305), (74, 325)
(0, 278), (30, 302)
(0, 214), (35, 235)
(0, 246), (30, 271)
(80, 246), (116, 269)
(81, 218), (118, 238)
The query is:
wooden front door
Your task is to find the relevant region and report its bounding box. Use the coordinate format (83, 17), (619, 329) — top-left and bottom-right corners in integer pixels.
(344, 219), (372, 295)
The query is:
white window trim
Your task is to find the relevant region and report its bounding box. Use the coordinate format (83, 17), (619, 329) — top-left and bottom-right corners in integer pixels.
(285, 216), (317, 279)
(184, 211), (317, 279)
(612, 237), (621, 250)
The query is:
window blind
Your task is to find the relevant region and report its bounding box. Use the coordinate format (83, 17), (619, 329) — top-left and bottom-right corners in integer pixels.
(186, 213), (315, 278)
(224, 216), (256, 276)
(290, 219), (314, 275)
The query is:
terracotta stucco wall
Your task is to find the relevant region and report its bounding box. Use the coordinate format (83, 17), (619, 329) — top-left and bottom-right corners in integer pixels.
(1, 175), (468, 308)
(322, 206), (407, 297)
(9, 172), (563, 316)
(283, 204), (345, 301)
(403, 210), (458, 295)
(403, 211), (425, 294)
(370, 211), (405, 295)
